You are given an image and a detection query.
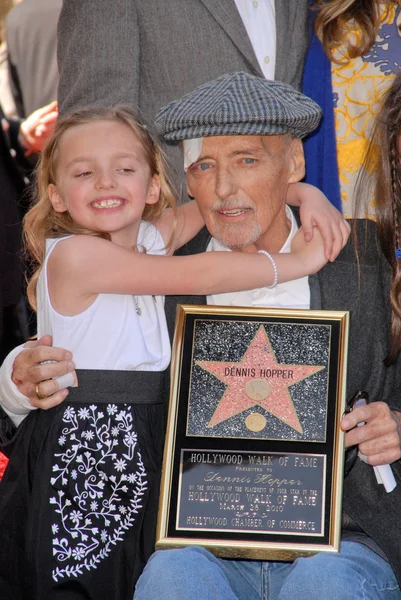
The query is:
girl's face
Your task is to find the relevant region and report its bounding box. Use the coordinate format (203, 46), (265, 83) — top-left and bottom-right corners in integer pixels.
(48, 119), (160, 247)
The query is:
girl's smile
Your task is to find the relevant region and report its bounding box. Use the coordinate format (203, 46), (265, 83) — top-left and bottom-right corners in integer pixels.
(48, 119), (160, 247)
(91, 197), (126, 209)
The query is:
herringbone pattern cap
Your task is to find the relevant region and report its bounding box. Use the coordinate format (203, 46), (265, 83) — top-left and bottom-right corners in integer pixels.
(155, 72), (321, 141)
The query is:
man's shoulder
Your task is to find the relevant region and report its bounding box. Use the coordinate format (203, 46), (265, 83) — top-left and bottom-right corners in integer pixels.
(317, 219), (390, 318)
(318, 219), (388, 305)
(291, 209), (381, 267)
(335, 218), (382, 267)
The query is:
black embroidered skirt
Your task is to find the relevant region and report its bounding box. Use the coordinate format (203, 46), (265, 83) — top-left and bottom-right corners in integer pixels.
(0, 369), (167, 600)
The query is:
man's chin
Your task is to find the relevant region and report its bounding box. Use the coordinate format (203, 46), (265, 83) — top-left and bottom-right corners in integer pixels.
(213, 225), (262, 251)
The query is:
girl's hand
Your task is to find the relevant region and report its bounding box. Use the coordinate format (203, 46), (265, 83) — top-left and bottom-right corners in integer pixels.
(290, 226), (327, 275)
(287, 182), (350, 261)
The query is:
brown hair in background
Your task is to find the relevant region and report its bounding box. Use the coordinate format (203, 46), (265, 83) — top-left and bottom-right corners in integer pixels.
(312, 0), (383, 63)
(354, 70), (401, 363)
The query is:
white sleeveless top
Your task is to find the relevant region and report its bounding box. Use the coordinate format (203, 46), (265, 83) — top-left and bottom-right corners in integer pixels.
(36, 222), (171, 371)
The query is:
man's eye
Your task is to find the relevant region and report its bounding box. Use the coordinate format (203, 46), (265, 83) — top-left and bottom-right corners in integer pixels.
(198, 163), (210, 171)
(243, 158), (256, 164)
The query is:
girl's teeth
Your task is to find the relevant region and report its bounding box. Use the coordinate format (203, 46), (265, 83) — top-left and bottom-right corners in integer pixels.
(93, 199), (122, 208)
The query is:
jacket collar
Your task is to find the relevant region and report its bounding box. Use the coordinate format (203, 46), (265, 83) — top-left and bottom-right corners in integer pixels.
(199, 0), (263, 75)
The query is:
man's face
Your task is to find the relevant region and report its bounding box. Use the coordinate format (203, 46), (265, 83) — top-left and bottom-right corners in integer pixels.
(186, 134), (305, 253)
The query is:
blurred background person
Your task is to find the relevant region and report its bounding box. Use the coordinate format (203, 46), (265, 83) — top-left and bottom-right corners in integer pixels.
(0, 99), (57, 479)
(0, 100), (57, 360)
(303, 0), (401, 218)
(6, 0), (61, 118)
(0, 0), (19, 119)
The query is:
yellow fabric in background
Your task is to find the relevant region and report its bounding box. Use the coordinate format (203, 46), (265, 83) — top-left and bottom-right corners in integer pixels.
(332, 5), (400, 218)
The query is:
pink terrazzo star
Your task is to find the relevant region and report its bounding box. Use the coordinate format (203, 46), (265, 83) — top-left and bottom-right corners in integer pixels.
(196, 325), (324, 433)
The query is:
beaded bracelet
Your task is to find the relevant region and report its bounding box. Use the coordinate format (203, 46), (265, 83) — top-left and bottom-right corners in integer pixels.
(258, 249), (278, 289)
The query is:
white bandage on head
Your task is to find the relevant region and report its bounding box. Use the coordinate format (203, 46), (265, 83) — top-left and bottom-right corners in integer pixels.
(183, 137), (203, 171)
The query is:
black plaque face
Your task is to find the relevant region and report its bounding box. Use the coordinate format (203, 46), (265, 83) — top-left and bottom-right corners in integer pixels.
(178, 450), (325, 536)
(157, 306), (348, 560)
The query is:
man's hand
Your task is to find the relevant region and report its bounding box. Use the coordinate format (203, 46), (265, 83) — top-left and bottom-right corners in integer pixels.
(341, 402), (401, 466)
(12, 335), (76, 409)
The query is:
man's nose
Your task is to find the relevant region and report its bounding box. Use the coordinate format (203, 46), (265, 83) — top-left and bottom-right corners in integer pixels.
(95, 169), (116, 189)
(215, 166), (236, 199)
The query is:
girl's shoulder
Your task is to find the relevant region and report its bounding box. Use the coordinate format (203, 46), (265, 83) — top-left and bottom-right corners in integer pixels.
(45, 234), (74, 254)
(138, 221), (166, 256)
(48, 234), (108, 252)
(46, 234), (112, 272)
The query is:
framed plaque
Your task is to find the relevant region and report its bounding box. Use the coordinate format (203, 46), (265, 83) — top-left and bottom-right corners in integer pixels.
(157, 306), (349, 561)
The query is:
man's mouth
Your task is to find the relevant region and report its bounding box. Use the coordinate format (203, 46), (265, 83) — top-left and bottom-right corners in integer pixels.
(218, 208), (251, 217)
(91, 198), (124, 209)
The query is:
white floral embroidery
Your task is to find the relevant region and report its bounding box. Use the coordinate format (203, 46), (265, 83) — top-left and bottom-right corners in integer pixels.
(77, 407), (90, 419)
(50, 403), (147, 582)
(115, 458), (127, 472)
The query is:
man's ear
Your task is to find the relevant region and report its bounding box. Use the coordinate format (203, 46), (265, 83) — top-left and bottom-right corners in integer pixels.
(287, 138), (305, 184)
(48, 184), (67, 213)
(145, 174), (161, 206)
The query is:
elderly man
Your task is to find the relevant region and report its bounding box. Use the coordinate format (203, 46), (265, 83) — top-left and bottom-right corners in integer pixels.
(132, 72), (401, 600)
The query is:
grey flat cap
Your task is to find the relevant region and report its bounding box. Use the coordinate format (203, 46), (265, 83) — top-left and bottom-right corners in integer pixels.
(155, 72), (322, 141)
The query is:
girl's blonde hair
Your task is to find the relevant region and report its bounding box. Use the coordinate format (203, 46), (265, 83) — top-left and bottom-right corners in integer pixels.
(312, 0), (382, 63)
(24, 105), (178, 310)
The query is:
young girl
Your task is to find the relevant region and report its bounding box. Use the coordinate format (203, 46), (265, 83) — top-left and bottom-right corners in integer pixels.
(0, 106), (346, 600)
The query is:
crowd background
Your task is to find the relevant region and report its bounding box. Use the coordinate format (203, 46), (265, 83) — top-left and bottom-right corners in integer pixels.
(0, 0), (59, 478)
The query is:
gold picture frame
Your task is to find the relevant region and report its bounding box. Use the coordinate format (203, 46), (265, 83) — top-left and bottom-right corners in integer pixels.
(157, 305), (349, 561)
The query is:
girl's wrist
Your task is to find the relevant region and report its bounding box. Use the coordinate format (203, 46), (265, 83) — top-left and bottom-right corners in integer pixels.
(257, 250), (278, 289)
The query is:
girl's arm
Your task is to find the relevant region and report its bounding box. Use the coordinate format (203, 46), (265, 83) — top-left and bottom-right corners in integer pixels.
(157, 184), (350, 259)
(287, 182), (350, 261)
(154, 200), (205, 253)
(47, 229), (327, 315)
